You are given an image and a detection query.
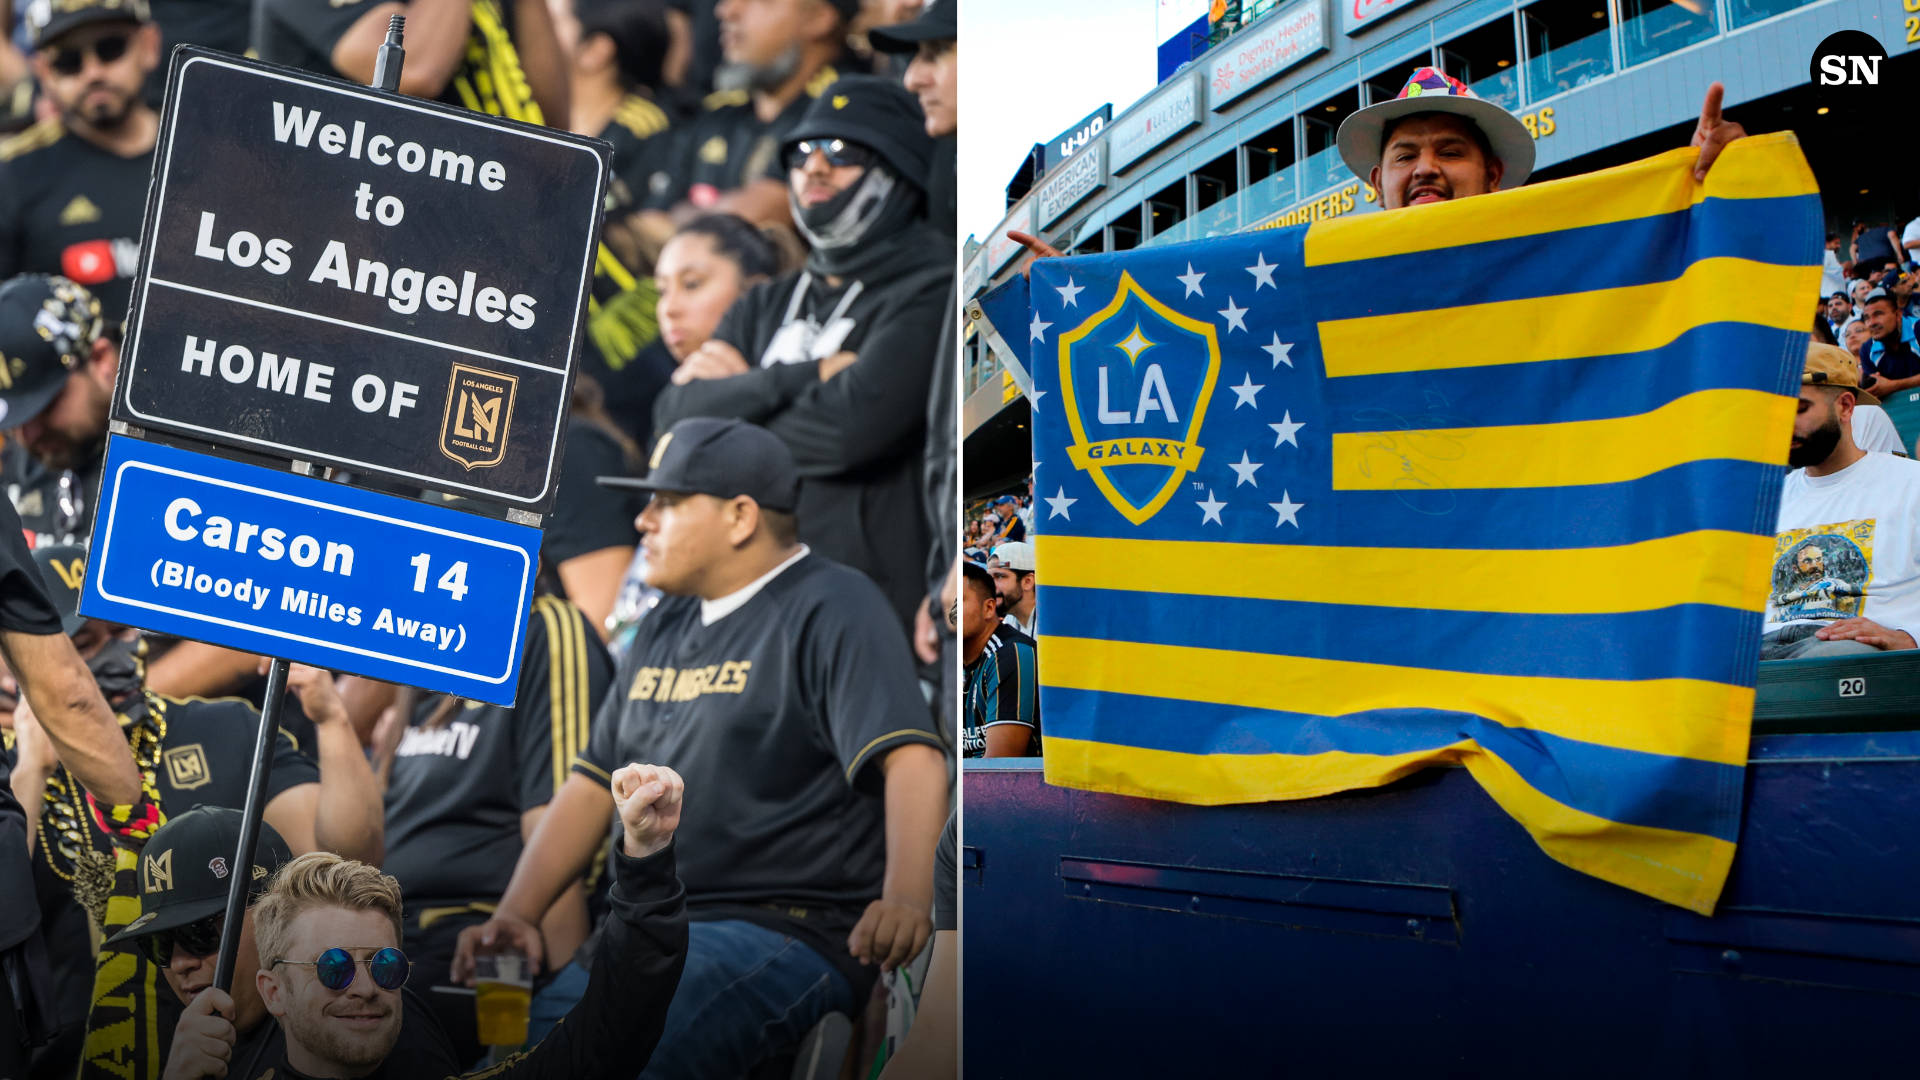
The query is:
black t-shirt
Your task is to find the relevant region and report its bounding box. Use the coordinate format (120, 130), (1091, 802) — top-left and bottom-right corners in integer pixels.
(573, 553), (940, 992)
(384, 595), (609, 904)
(0, 120), (150, 325)
(602, 93), (675, 218)
(1, 439), (104, 549)
(933, 812), (955, 933)
(646, 69), (835, 211)
(254, 0), (543, 119)
(925, 134), (956, 237)
(541, 420), (643, 578)
(0, 494), (59, 951)
(581, 338), (679, 453)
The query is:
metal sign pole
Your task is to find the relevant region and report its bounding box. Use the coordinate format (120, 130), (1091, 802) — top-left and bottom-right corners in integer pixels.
(209, 23), (406, 995)
(211, 656), (289, 992)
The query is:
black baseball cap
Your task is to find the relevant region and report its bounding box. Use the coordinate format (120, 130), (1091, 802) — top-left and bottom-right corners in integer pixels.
(103, 807), (294, 946)
(0, 275), (103, 429)
(868, 0), (955, 53)
(24, 0), (151, 49)
(598, 417), (800, 513)
(30, 544), (87, 635)
(783, 75), (933, 192)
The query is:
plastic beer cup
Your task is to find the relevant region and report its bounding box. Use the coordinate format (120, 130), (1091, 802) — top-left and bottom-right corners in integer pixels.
(473, 952), (532, 1047)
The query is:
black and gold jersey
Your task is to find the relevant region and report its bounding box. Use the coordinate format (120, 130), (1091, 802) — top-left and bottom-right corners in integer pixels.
(383, 595), (610, 905)
(254, 0), (545, 121)
(601, 92), (673, 218)
(574, 552), (940, 997)
(646, 65), (837, 212)
(0, 120), (150, 324)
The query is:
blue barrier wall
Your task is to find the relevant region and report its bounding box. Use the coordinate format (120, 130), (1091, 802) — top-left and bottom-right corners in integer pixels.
(962, 732), (1920, 1077)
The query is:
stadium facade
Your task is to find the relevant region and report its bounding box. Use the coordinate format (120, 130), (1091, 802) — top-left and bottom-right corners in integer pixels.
(962, 0), (1916, 491)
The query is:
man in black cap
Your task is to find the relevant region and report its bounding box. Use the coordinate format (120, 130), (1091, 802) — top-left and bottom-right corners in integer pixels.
(0, 497), (143, 1077)
(0, 274), (115, 548)
(453, 417), (948, 1079)
(2, 0), (157, 325)
(90, 808), (458, 1080)
(10, 545), (384, 1079)
(654, 75), (951, 636)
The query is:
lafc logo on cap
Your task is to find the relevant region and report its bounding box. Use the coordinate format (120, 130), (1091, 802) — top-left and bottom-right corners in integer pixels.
(439, 364), (516, 470)
(164, 744), (211, 791)
(832, 95), (849, 109)
(648, 432), (674, 470)
(142, 849), (173, 894)
(47, 556), (84, 591)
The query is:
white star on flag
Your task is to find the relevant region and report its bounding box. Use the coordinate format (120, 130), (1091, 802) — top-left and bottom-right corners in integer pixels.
(1229, 372), (1263, 409)
(1218, 297), (1248, 333)
(1228, 451), (1262, 487)
(1197, 489), (1226, 525)
(1045, 486), (1077, 520)
(1268, 492), (1303, 528)
(1030, 387), (1046, 404)
(1269, 411), (1304, 447)
(1029, 311), (1052, 342)
(1246, 252), (1278, 290)
(1177, 263), (1206, 297)
(1056, 277), (1084, 308)
(1262, 334), (1294, 368)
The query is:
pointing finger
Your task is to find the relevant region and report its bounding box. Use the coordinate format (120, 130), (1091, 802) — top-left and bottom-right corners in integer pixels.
(1699, 82), (1724, 130)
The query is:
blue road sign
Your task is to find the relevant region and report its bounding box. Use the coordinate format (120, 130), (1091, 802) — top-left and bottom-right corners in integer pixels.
(81, 437), (541, 705)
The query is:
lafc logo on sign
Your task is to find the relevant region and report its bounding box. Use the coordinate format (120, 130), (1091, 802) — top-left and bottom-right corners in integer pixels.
(142, 849), (174, 893)
(164, 744), (212, 790)
(440, 364), (517, 470)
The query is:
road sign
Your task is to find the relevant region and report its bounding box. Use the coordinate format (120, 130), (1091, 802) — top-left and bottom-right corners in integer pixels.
(111, 49), (608, 512)
(81, 437), (542, 705)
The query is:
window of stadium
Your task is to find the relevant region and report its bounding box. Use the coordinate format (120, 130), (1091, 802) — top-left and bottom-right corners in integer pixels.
(1617, 0), (1717, 68)
(1521, 0), (1616, 103)
(1727, 0), (1818, 28)
(1300, 86), (1360, 196)
(1440, 17), (1523, 112)
(1147, 179), (1188, 242)
(1242, 119), (1295, 187)
(1110, 207), (1143, 252)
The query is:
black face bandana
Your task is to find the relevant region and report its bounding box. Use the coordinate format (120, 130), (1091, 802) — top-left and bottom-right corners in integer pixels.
(793, 164), (926, 277)
(88, 637), (145, 712)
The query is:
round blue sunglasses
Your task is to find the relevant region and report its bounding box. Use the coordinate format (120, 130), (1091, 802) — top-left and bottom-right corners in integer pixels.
(273, 947), (411, 991)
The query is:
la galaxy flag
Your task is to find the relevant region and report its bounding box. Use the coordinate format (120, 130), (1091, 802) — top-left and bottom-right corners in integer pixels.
(1008, 134), (1821, 914)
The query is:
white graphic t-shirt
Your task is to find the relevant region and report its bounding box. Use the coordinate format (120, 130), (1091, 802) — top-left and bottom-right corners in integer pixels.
(1852, 405), (1909, 457)
(1767, 452), (1920, 635)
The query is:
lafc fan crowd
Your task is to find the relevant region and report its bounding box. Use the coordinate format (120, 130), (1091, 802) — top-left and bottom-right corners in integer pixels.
(0, 0), (959, 1078)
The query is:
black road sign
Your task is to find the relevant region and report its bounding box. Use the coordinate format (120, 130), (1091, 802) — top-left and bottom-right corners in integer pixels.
(113, 49), (609, 511)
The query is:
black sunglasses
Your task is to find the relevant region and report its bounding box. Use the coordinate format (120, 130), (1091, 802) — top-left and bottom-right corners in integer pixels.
(48, 32), (130, 76)
(784, 139), (874, 172)
(273, 947), (411, 992)
(137, 912), (223, 970)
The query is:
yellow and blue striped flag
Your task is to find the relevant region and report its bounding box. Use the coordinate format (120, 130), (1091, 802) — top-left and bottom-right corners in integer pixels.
(1017, 133), (1821, 914)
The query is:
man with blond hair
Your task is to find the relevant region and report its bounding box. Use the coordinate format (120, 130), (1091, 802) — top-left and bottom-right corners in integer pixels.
(167, 764), (688, 1079)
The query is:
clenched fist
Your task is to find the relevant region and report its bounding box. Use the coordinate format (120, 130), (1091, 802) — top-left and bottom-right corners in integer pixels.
(612, 763), (684, 859)
(164, 987), (237, 1080)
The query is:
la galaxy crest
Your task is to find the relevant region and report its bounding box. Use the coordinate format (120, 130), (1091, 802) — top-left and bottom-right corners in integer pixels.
(1060, 272), (1220, 525)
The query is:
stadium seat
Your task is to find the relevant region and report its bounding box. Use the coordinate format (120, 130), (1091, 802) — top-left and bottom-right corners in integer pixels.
(1754, 650), (1920, 734)
(1875, 389), (1920, 455)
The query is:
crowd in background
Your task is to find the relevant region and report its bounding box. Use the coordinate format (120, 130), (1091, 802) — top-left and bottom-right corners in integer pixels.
(0, 0), (960, 1077)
